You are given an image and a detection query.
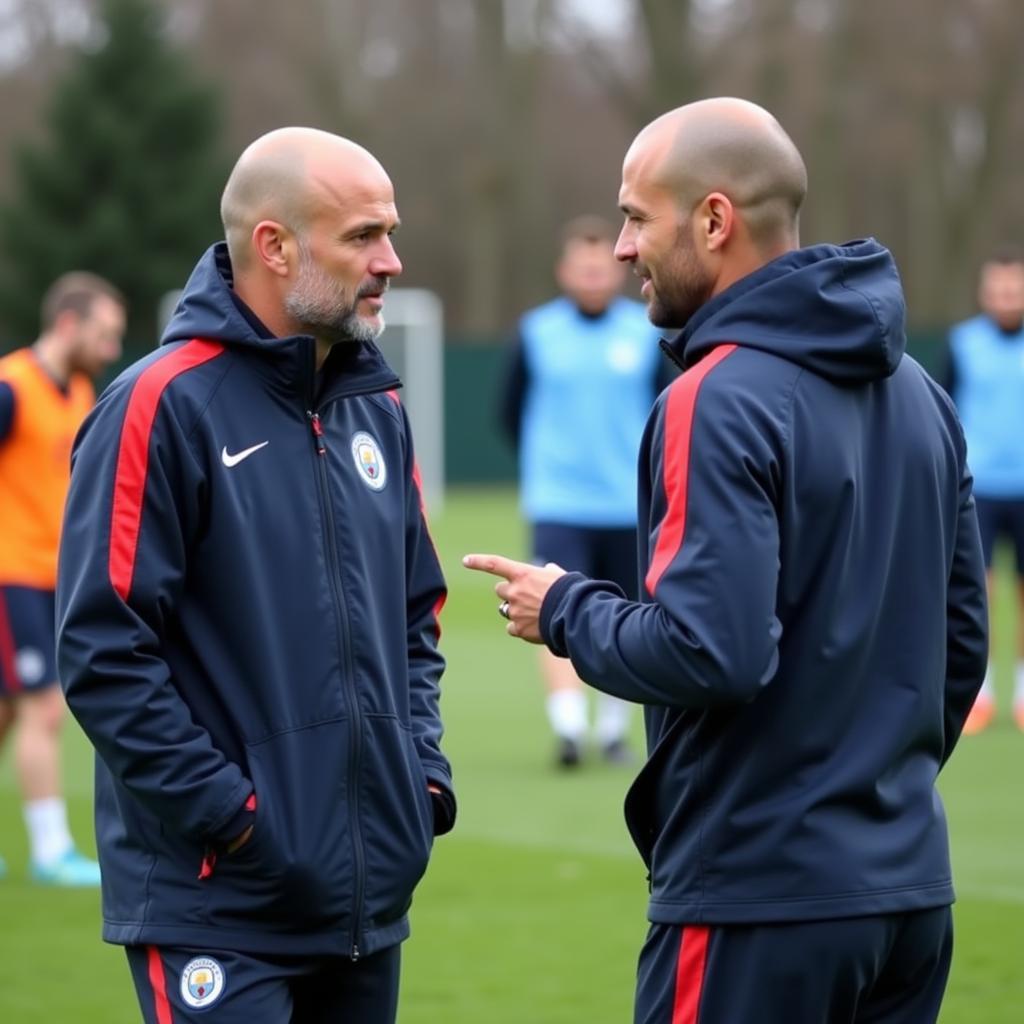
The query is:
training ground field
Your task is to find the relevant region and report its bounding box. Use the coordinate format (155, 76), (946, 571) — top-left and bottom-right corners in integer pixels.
(1, 487), (1022, 1022)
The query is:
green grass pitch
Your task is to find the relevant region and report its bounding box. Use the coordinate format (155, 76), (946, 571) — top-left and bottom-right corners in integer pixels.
(0, 487), (1021, 1022)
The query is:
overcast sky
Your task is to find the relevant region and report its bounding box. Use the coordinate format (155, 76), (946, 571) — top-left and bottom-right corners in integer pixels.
(561, 0), (631, 35)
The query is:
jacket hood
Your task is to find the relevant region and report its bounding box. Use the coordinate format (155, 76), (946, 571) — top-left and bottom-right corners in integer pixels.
(161, 242), (292, 351)
(670, 239), (906, 384)
(160, 242), (400, 395)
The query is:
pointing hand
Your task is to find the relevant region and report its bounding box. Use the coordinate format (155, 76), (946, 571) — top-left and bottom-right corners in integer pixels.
(462, 553), (566, 644)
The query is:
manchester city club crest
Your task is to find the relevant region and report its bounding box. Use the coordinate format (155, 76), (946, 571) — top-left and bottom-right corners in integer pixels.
(180, 956), (226, 1010)
(351, 431), (387, 491)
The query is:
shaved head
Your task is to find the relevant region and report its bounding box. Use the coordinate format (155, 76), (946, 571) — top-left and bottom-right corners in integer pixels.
(627, 97), (807, 249)
(220, 126), (403, 360)
(616, 98), (807, 327)
(220, 127), (390, 270)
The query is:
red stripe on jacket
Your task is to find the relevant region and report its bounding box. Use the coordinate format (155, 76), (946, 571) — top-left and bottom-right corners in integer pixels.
(645, 345), (737, 595)
(0, 589), (22, 692)
(109, 340), (224, 601)
(672, 925), (710, 1024)
(146, 946), (174, 1024)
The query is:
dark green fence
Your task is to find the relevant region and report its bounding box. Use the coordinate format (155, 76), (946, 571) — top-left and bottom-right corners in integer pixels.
(444, 330), (948, 484)
(445, 344), (517, 483)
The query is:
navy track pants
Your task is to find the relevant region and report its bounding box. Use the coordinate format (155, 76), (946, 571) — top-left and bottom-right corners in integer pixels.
(635, 907), (953, 1024)
(127, 943), (400, 1023)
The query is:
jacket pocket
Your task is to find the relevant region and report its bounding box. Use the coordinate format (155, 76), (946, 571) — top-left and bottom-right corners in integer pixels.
(624, 762), (658, 868)
(95, 769), (195, 926)
(358, 716), (434, 931)
(624, 711), (699, 868)
(205, 719), (353, 931)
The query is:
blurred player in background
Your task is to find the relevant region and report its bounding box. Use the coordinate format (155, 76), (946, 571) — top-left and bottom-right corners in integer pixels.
(943, 247), (1024, 732)
(0, 272), (124, 884)
(500, 215), (669, 768)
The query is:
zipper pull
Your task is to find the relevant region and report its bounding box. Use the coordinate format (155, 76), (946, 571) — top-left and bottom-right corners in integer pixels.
(351, 943), (361, 962)
(198, 848), (217, 880)
(307, 410), (327, 454)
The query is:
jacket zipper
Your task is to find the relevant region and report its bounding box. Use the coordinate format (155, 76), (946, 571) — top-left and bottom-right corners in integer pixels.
(307, 407), (365, 962)
(659, 336), (687, 372)
(198, 848), (217, 880)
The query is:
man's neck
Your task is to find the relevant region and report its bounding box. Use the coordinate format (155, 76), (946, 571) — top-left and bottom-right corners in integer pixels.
(230, 282), (348, 371)
(993, 317), (1024, 336)
(32, 332), (72, 385)
(712, 240), (796, 300)
(231, 278), (292, 341)
(315, 339), (332, 370)
(573, 302), (611, 320)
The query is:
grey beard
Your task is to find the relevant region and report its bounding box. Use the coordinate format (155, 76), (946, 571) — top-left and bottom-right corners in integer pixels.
(296, 306), (384, 346)
(284, 271), (385, 344)
(341, 310), (385, 343)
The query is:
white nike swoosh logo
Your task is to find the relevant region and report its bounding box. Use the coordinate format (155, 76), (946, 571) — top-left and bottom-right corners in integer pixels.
(221, 441), (269, 467)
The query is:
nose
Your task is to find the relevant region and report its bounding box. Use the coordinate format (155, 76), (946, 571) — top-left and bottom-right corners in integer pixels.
(371, 237), (403, 278)
(614, 226), (636, 263)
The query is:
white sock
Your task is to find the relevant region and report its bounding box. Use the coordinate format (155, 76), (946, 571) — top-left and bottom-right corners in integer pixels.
(24, 797), (73, 867)
(1014, 662), (1024, 705)
(547, 689), (587, 741)
(595, 694), (631, 746)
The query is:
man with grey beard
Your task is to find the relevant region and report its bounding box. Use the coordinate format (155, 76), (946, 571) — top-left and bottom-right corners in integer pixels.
(56, 128), (455, 1023)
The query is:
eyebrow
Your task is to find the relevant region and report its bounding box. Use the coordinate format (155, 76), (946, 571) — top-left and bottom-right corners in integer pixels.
(345, 218), (401, 238)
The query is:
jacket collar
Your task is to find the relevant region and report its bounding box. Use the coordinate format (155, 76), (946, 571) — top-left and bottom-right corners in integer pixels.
(160, 243), (402, 404)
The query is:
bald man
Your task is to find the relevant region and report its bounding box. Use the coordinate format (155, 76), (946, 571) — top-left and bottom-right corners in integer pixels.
(466, 98), (986, 1023)
(56, 128), (455, 1023)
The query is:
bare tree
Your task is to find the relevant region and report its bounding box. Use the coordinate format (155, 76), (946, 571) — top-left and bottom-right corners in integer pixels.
(637, 0), (697, 115)
(458, 0), (556, 331)
(5, 0), (1024, 333)
(938, 0), (1024, 316)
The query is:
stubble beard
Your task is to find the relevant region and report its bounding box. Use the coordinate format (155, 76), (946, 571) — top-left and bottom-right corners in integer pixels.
(645, 225), (715, 330)
(284, 248), (386, 345)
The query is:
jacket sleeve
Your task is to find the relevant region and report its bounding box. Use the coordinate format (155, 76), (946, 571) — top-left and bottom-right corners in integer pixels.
(541, 368), (783, 708)
(56, 379), (253, 844)
(941, 442), (988, 765)
(395, 401), (455, 832)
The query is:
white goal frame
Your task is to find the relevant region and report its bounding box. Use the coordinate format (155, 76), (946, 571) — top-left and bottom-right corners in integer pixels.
(376, 288), (445, 515)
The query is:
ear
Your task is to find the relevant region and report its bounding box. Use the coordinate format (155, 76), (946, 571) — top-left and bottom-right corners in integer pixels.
(698, 192), (735, 254)
(251, 221), (295, 278)
(53, 309), (82, 337)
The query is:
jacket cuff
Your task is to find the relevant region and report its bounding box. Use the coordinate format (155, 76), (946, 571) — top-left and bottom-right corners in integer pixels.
(427, 783), (457, 836)
(539, 572), (586, 656)
(209, 790), (256, 848)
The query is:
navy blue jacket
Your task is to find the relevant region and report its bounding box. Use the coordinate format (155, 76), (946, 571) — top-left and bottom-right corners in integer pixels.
(540, 240), (988, 924)
(56, 244), (453, 957)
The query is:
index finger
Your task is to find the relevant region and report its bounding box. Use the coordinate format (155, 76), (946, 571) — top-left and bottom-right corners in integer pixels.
(462, 553), (531, 580)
